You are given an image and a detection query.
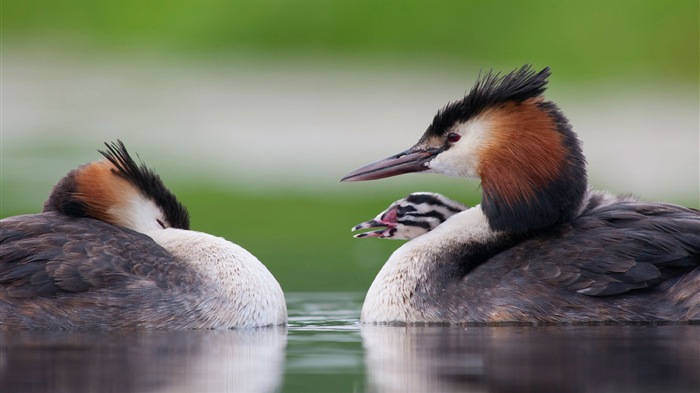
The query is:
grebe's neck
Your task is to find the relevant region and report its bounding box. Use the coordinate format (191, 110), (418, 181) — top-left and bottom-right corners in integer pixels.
(361, 206), (501, 323)
(478, 100), (588, 234)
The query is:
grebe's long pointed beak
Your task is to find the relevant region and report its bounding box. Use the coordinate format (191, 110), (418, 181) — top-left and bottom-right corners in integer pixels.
(340, 148), (439, 182)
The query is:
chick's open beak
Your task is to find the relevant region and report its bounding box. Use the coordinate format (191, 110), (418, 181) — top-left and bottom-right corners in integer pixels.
(351, 219), (397, 238)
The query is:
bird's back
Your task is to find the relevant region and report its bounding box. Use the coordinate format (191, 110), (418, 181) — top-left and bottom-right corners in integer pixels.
(0, 212), (206, 329)
(425, 197), (700, 323)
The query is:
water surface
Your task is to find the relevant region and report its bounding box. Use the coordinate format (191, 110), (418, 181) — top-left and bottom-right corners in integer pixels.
(1, 292), (698, 393)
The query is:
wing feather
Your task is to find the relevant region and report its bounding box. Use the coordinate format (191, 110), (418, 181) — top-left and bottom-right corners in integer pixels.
(508, 202), (700, 297)
(0, 212), (181, 298)
(564, 203), (698, 296)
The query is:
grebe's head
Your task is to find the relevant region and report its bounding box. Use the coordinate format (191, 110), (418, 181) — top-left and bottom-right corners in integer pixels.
(43, 140), (190, 232)
(352, 192), (467, 240)
(342, 65), (587, 234)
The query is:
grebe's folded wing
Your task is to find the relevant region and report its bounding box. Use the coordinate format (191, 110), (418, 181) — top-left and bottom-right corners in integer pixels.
(530, 202), (700, 296)
(0, 212), (185, 298)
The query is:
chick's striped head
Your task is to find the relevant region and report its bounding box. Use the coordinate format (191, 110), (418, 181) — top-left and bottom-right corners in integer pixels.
(352, 192), (467, 240)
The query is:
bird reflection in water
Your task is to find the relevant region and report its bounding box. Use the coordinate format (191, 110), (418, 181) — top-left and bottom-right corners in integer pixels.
(361, 324), (700, 393)
(0, 327), (287, 393)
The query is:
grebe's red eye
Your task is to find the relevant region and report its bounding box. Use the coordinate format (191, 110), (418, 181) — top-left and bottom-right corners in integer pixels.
(447, 133), (461, 143)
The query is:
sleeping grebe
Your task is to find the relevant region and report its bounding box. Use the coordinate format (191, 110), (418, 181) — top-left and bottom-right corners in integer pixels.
(342, 66), (700, 323)
(352, 192), (466, 239)
(0, 141), (287, 329)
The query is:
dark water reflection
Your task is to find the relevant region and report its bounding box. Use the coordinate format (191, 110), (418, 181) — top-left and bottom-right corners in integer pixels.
(0, 328), (287, 393)
(362, 324), (700, 393)
(1, 293), (699, 393)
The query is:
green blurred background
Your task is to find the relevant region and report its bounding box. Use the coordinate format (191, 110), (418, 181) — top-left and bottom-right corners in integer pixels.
(2, 1), (698, 292)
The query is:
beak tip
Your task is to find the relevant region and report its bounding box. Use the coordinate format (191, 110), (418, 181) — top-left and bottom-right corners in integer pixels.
(339, 148), (435, 183)
(340, 172), (362, 182)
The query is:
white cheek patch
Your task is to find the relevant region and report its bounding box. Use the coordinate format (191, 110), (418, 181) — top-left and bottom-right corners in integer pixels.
(109, 195), (165, 233)
(428, 117), (491, 178)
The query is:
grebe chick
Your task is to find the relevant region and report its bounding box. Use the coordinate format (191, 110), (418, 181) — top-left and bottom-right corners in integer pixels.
(0, 141), (286, 329)
(352, 192), (467, 240)
(342, 66), (700, 324)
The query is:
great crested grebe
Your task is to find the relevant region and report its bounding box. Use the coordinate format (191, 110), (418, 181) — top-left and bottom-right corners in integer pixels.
(0, 141), (286, 329)
(342, 66), (700, 323)
(352, 192), (466, 240)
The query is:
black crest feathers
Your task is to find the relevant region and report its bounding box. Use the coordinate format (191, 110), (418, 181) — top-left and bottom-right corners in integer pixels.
(99, 141), (190, 230)
(426, 65), (551, 137)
